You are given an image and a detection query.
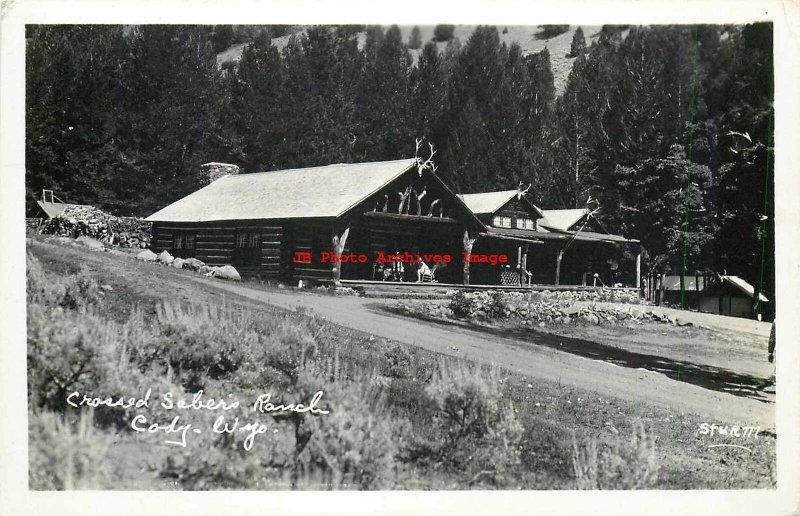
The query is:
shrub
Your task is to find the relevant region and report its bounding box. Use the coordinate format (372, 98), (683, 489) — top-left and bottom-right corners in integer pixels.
(144, 302), (258, 390)
(380, 343), (432, 381)
(449, 290), (477, 319)
(422, 361), (523, 486)
(27, 306), (118, 411)
(29, 411), (112, 489)
(295, 367), (407, 490)
(572, 421), (659, 489)
(27, 253), (102, 313)
(159, 399), (295, 490)
(486, 290), (511, 319)
(536, 25), (570, 39)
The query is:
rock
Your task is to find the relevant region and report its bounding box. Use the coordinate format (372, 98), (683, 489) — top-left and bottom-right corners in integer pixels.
(199, 265), (214, 275)
(76, 236), (104, 250)
(100, 284), (113, 291)
(213, 265), (241, 281)
(158, 250), (174, 265)
(136, 249), (158, 262)
(676, 318), (693, 327)
(182, 257), (205, 271)
(587, 314), (600, 325)
(171, 257), (185, 269)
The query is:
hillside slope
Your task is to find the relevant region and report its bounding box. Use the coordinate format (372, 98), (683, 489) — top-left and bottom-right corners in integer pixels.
(216, 25), (602, 95)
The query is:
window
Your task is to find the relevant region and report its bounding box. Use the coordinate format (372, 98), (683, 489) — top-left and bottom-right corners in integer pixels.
(515, 218), (535, 230)
(172, 232), (196, 258)
(493, 215), (512, 228)
(233, 231), (262, 266)
(235, 231), (261, 249)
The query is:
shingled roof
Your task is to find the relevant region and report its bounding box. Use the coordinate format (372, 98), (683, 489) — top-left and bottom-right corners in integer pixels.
(458, 190), (519, 214)
(458, 190), (545, 218)
(36, 200), (95, 219)
(538, 208), (590, 232)
(147, 158), (420, 223)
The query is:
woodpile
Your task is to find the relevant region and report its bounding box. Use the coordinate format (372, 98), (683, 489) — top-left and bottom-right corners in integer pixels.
(39, 205), (151, 248)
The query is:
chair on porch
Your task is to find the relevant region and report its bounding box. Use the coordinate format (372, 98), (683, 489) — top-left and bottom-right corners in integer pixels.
(418, 261), (443, 283)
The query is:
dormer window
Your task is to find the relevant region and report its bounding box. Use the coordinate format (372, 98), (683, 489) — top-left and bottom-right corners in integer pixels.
(515, 217), (535, 230)
(493, 215), (512, 228)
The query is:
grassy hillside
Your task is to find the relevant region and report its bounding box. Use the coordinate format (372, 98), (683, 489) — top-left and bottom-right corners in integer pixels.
(216, 25), (602, 95)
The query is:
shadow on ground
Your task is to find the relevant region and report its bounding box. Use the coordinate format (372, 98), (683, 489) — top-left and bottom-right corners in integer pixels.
(375, 305), (773, 403)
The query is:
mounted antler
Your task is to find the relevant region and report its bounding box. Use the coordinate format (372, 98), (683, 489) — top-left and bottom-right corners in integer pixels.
(416, 187), (427, 216)
(415, 138), (437, 177)
(517, 181), (532, 199)
(398, 185), (413, 214)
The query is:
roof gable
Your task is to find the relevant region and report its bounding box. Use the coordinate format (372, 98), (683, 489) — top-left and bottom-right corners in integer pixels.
(458, 191), (518, 215)
(704, 275), (769, 302)
(146, 158), (419, 222)
(538, 209), (590, 231)
(458, 191), (544, 218)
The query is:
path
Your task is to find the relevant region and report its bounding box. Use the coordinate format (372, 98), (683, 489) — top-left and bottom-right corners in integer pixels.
(184, 275), (774, 427)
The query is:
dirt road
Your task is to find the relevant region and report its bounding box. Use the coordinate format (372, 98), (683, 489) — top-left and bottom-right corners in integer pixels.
(183, 276), (775, 428)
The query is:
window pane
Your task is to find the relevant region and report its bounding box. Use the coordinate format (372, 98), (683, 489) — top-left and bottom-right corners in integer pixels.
(186, 234), (195, 249)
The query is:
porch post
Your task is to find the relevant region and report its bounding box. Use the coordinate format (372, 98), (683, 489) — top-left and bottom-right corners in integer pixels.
(331, 225), (350, 287)
(555, 248), (564, 286)
(522, 244), (529, 286)
(635, 251), (642, 289)
(463, 228), (477, 286)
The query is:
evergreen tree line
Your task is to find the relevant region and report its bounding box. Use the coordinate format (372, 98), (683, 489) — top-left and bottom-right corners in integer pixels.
(25, 24), (774, 309)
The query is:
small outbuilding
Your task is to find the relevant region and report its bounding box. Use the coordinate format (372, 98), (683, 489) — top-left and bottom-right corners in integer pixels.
(699, 275), (769, 319)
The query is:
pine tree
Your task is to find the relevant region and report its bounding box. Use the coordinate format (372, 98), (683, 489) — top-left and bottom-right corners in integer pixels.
(409, 41), (448, 141)
(275, 27), (363, 167)
(439, 26), (509, 192)
(228, 31), (284, 172)
(26, 25), (125, 213)
(568, 27), (586, 57)
(550, 27), (621, 208)
(111, 25), (226, 215)
(433, 25), (455, 42)
(408, 26), (422, 49)
(711, 23), (774, 317)
(354, 25), (413, 161)
(615, 145), (714, 274)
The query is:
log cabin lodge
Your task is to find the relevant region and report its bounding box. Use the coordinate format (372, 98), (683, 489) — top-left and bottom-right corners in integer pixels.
(146, 159), (640, 288)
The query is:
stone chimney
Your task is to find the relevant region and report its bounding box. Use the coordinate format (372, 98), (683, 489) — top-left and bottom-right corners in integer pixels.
(201, 162), (240, 184)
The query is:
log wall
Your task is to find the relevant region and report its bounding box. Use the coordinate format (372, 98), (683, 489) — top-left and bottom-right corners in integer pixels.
(151, 220), (285, 280)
